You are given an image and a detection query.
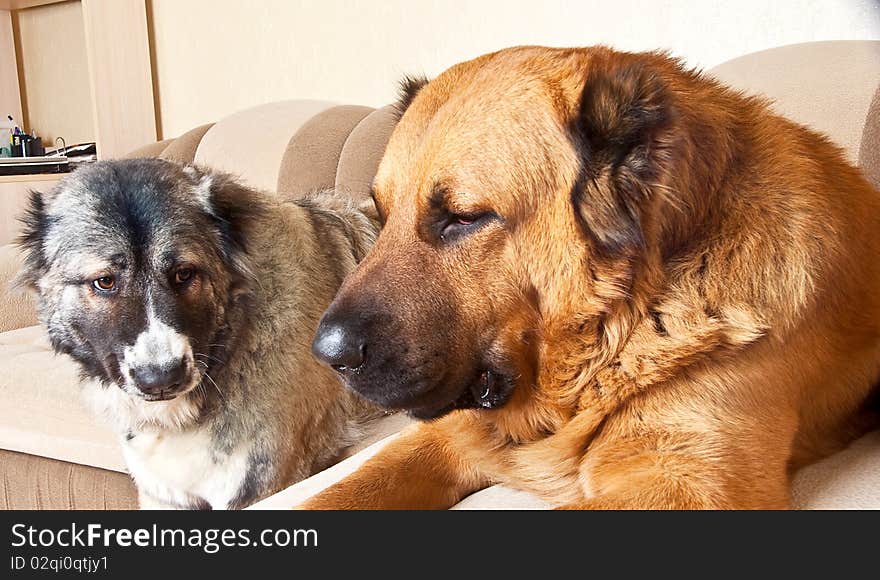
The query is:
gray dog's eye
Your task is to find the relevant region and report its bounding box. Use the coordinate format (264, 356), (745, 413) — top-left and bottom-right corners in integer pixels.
(174, 268), (195, 285)
(92, 276), (117, 293)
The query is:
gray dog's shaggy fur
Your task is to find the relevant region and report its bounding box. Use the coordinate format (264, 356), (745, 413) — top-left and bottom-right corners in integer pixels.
(17, 158), (381, 509)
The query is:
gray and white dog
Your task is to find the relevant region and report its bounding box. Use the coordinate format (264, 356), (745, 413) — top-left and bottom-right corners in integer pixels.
(16, 158), (381, 509)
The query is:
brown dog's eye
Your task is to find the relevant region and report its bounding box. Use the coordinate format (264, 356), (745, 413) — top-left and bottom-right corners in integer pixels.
(92, 276), (117, 293)
(174, 268), (195, 285)
(440, 211), (499, 242)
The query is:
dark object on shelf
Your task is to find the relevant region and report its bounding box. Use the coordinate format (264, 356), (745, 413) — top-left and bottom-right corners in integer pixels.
(46, 141), (97, 158)
(0, 156), (70, 176)
(11, 134), (45, 157)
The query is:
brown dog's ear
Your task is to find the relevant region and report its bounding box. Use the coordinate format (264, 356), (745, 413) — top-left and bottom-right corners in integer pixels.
(393, 74), (430, 118)
(572, 53), (676, 254)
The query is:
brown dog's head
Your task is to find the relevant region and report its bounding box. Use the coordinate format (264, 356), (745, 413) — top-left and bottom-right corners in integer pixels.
(313, 47), (686, 420)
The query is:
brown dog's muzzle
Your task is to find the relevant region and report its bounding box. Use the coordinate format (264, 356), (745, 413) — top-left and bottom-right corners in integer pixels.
(311, 241), (517, 419)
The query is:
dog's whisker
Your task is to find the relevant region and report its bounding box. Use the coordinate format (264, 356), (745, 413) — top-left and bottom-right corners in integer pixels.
(195, 381), (207, 402)
(194, 352), (226, 365)
(201, 371), (226, 403)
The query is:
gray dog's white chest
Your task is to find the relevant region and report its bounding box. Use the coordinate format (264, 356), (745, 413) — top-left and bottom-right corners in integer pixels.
(122, 429), (251, 509)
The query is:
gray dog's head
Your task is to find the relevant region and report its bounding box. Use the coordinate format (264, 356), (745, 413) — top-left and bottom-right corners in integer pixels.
(16, 158), (264, 403)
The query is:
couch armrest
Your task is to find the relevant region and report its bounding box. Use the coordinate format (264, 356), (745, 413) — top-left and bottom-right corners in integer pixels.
(0, 244), (38, 333)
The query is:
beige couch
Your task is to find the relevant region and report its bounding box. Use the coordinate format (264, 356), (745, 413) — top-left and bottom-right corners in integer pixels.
(2, 41), (879, 509)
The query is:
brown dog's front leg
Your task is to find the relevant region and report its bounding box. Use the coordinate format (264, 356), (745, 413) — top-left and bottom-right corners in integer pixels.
(300, 421), (487, 509)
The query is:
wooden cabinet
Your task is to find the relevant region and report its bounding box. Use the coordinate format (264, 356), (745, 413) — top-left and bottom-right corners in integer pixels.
(1, 0), (156, 159)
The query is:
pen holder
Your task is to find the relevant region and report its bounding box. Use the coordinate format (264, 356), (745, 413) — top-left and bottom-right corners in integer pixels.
(11, 134), (44, 157)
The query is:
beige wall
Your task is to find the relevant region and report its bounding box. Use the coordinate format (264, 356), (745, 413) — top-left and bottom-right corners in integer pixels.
(149, 0), (880, 139)
(82, 0), (157, 158)
(13, 0), (94, 146)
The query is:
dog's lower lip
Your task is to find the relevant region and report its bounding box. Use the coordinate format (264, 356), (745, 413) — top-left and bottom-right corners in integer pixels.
(341, 366), (513, 419)
(138, 385), (186, 402)
(468, 370), (510, 409)
(142, 392), (177, 402)
(408, 369), (514, 419)
(476, 371), (492, 402)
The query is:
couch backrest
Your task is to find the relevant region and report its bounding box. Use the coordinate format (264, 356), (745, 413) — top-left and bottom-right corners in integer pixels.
(709, 40), (880, 188)
(127, 101), (399, 203)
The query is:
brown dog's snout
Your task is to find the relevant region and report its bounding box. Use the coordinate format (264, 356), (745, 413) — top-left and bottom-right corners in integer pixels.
(311, 284), (466, 415)
(311, 241), (483, 417)
(311, 315), (368, 374)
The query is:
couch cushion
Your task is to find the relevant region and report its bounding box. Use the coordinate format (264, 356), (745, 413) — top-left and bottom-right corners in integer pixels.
(790, 431), (880, 509)
(123, 138), (173, 160)
(277, 105), (375, 199)
(0, 325), (126, 473)
(0, 244), (38, 333)
(0, 449), (136, 510)
(709, 40), (880, 164)
(160, 122), (215, 165)
(858, 86), (880, 190)
(194, 100), (336, 193)
(335, 105), (398, 203)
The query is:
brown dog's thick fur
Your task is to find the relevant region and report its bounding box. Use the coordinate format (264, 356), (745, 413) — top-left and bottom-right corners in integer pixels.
(304, 46), (880, 509)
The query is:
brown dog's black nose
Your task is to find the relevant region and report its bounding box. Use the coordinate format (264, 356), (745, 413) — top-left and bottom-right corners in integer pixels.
(312, 321), (366, 373)
(131, 361), (188, 395)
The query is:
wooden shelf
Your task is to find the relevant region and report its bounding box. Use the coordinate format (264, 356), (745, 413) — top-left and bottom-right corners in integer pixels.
(0, 171), (63, 183)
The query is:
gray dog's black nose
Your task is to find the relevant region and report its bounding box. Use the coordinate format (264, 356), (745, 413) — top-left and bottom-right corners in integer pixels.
(312, 321), (366, 373)
(131, 361), (188, 394)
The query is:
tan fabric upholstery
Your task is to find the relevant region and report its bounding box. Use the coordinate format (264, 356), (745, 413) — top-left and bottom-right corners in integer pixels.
(0, 244), (37, 333)
(160, 123), (215, 165)
(859, 86), (880, 190)
(0, 449), (136, 510)
(123, 138), (173, 159)
(277, 105), (374, 198)
(709, 40), (880, 164)
(0, 325), (126, 473)
(194, 100), (336, 193)
(122, 124), (214, 164)
(249, 430), (406, 510)
(335, 105), (398, 202)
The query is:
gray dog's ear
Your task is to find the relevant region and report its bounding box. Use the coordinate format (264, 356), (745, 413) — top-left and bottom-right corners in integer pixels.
(14, 189), (50, 290)
(185, 165), (266, 280)
(572, 52), (677, 255)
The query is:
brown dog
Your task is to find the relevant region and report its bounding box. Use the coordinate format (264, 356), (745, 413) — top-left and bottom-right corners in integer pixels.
(306, 46), (880, 509)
